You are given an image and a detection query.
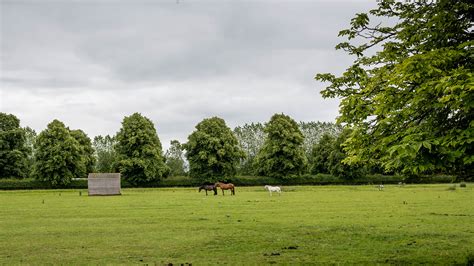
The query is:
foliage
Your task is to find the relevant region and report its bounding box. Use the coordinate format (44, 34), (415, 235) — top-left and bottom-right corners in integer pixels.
(70, 129), (95, 175)
(233, 122), (266, 175)
(0, 113), (29, 179)
(255, 113), (308, 178)
(93, 135), (118, 173)
(165, 140), (187, 176)
(114, 113), (169, 185)
(233, 121), (341, 175)
(310, 133), (336, 174)
(184, 117), (245, 182)
(327, 129), (367, 180)
(315, 0), (474, 179)
(299, 121), (341, 159)
(32, 120), (85, 186)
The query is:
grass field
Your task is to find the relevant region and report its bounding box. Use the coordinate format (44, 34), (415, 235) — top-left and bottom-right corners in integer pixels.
(1, 184), (473, 264)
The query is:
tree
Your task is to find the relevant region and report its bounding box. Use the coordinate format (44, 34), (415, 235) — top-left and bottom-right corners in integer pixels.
(165, 140), (187, 176)
(185, 117), (245, 182)
(93, 135), (118, 173)
(310, 133), (336, 174)
(233, 122), (265, 175)
(299, 121), (342, 164)
(33, 120), (85, 186)
(70, 129), (95, 176)
(327, 129), (366, 180)
(255, 114), (308, 178)
(299, 121), (341, 156)
(0, 113), (29, 178)
(315, 0), (473, 179)
(114, 113), (169, 184)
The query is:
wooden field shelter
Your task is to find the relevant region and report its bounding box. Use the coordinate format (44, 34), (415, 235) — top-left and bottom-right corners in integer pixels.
(88, 173), (121, 196)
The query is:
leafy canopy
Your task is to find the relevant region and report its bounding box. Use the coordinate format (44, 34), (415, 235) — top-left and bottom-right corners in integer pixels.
(310, 133), (336, 175)
(0, 113), (29, 178)
(315, 0), (473, 178)
(70, 129), (95, 175)
(185, 117), (244, 182)
(114, 113), (169, 184)
(255, 113), (308, 178)
(33, 120), (85, 186)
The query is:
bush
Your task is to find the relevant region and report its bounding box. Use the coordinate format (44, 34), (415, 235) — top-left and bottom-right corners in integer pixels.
(0, 178), (87, 190)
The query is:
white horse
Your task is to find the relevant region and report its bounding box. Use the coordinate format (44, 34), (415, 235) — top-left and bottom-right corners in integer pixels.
(264, 185), (281, 196)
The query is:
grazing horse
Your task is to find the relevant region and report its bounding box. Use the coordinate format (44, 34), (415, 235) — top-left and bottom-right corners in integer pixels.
(199, 184), (217, 196)
(215, 182), (235, 196)
(264, 185), (281, 196)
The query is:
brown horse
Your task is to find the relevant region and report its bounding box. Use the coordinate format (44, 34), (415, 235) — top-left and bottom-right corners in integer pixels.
(215, 182), (235, 196)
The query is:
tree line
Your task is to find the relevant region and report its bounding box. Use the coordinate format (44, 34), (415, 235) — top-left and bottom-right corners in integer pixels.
(0, 112), (356, 186)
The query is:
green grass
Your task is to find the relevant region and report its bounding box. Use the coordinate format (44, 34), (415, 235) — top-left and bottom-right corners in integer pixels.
(1, 184), (473, 264)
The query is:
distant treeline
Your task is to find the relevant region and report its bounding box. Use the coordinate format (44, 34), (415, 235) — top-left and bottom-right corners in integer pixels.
(0, 112), (465, 187)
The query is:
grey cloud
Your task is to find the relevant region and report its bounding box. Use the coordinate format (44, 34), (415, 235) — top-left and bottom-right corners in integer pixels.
(1, 0), (378, 150)
(2, 1), (375, 86)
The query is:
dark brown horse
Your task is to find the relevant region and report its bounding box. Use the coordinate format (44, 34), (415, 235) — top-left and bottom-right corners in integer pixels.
(199, 184), (217, 196)
(215, 182), (235, 196)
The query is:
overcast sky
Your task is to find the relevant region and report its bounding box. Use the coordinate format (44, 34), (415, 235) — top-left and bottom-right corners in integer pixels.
(1, 0), (377, 150)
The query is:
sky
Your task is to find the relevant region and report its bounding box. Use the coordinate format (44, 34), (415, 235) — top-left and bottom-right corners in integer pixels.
(0, 0), (377, 150)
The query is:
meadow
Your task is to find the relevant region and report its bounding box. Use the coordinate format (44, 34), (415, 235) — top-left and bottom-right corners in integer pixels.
(1, 184), (473, 264)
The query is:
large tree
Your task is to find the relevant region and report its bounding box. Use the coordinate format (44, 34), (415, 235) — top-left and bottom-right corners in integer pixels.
(0, 113), (29, 178)
(114, 113), (169, 184)
(165, 140), (187, 176)
(33, 120), (85, 186)
(255, 114), (308, 178)
(70, 129), (95, 176)
(93, 135), (117, 173)
(185, 117), (244, 182)
(315, 0), (473, 179)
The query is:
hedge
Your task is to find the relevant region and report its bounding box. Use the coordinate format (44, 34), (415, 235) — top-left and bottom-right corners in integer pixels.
(0, 174), (456, 190)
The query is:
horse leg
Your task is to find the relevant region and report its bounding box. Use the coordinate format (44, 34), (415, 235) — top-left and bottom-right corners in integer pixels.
(222, 189), (225, 196)
(205, 190), (208, 196)
(213, 188), (217, 196)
